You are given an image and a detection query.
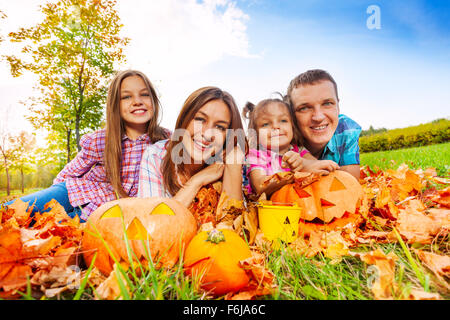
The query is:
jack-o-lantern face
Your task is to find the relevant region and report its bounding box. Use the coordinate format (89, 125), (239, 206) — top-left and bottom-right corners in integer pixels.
(82, 197), (197, 276)
(271, 171), (363, 223)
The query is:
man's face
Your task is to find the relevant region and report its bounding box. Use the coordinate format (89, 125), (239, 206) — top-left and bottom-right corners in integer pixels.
(290, 80), (339, 155)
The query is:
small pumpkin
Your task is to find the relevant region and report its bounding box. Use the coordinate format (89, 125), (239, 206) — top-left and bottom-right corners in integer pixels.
(184, 229), (252, 296)
(271, 171), (363, 231)
(82, 197), (197, 276)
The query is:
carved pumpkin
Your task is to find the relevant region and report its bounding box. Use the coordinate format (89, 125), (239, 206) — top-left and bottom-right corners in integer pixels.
(271, 171), (363, 228)
(184, 229), (252, 296)
(82, 197), (197, 276)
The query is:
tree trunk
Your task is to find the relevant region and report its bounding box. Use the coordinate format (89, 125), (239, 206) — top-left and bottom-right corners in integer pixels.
(67, 128), (72, 164)
(75, 113), (81, 152)
(5, 164), (10, 196)
(21, 167), (24, 194)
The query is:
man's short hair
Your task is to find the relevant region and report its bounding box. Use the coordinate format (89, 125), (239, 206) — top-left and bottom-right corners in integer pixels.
(286, 69), (339, 104)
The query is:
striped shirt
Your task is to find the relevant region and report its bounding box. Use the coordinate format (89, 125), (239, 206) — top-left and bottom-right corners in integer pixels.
(138, 139), (171, 198)
(319, 114), (362, 165)
(53, 129), (153, 220)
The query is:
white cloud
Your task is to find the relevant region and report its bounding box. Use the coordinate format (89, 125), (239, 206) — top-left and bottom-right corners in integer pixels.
(0, 0), (256, 143)
(117, 0), (254, 78)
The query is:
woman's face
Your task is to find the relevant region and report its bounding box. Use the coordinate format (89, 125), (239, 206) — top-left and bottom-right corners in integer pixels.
(182, 99), (231, 164)
(119, 75), (153, 139)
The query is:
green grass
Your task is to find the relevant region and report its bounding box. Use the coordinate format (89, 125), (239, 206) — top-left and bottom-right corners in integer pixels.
(360, 142), (450, 177)
(0, 188), (44, 205)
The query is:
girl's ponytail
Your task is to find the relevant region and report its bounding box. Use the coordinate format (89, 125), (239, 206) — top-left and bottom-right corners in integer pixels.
(242, 101), (255, 120)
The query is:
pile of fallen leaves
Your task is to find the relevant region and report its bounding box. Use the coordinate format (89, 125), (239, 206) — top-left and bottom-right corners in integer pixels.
(0, 199), (85, 299)
(281, 164), (449, 299)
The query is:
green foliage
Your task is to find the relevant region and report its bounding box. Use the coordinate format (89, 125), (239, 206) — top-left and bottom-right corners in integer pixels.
(360, 125), (387, 137)
(360, 119), (450, 153)
(3, 0), (129, 163)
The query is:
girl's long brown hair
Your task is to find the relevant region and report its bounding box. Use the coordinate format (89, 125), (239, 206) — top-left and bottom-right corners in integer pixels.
(104, 70), (169, 198)
(161, 86), (245, 196)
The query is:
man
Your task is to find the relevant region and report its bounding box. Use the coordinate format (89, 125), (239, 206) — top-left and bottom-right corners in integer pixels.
(286, 69), (361, 179)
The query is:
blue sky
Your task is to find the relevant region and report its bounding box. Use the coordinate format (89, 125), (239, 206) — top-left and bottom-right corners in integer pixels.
(192, 0), (450, 130)
(1, 0), (449, 145)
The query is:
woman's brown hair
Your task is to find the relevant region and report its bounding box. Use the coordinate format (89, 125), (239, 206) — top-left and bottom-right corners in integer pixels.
(161, 86), (245, 196)
(104, 70), (169, 198)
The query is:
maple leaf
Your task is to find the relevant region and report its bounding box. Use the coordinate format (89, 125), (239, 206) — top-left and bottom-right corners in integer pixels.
(430, 186), (450, 208)
(352, 249), (398, 300)
(95, 263), (130, 300)
(395, 207), (442, 244)
(0, 198), (82, 298)
(414, 249), (450, 278)
(261, 171), (294, 189)
(401, 289), (442, 300)
(188, 183), (221, 226)
(225, 250), (276, 300)
(3, 199), (34, 227)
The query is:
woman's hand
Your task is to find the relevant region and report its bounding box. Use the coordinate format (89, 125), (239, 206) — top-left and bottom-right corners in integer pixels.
(191, 163), (225, 187)
(174, 163), (225, 206)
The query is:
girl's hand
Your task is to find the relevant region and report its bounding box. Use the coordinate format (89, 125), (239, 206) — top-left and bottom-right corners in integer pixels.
(191, 163), (225, 187)
(281, 151), (304, 172)
(302, 159), (339, 175)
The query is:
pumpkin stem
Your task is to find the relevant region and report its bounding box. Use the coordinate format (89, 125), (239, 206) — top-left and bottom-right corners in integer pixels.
(206, 229), (225, 244)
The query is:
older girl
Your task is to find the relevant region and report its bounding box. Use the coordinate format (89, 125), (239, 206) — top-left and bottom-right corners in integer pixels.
(138, 86), (245, 206)
(2, 70), (169, 221)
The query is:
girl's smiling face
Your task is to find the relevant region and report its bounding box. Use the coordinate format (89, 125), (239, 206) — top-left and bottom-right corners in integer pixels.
(119, 75), (153, 139)
(255, 102), (294, 154)
(182, 99), (231, 164)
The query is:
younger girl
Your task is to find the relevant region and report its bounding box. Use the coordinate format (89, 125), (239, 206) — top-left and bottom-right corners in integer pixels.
(2, 70), (169, 222)
(138, 86), (245, 206)
(243, 97), (339, 197)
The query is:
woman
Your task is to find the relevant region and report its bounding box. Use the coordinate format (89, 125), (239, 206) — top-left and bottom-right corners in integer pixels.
(138, 86), (245, 206)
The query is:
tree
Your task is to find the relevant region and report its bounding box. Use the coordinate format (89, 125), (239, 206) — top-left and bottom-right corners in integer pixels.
(0, 10), (6, 43)
(0, 106), (14, 196)
(4, 0), (128, 163)
(0, 133), (13, 196)
(9, 132), (37, 193)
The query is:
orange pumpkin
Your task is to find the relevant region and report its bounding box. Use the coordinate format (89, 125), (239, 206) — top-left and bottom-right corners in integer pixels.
(184, 229), (252, 296)
(271, 171), (363, 233)
(82, 197), (197, 276)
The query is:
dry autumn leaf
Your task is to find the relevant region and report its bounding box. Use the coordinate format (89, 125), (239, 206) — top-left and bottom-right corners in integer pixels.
(352, 249), (398, 300)
(0, 199), (82, 298)
(414, 249), (450, 278)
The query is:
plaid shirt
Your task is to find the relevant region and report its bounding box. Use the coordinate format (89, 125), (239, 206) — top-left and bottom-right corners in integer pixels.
(137, 139), (171, 198)
(53, 129), (152, 220)
(319, 114), (362, 165)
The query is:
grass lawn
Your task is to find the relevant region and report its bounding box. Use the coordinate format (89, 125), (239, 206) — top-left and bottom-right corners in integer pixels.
(0, 188), (44, 205)
(360, 142), (450, 177)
